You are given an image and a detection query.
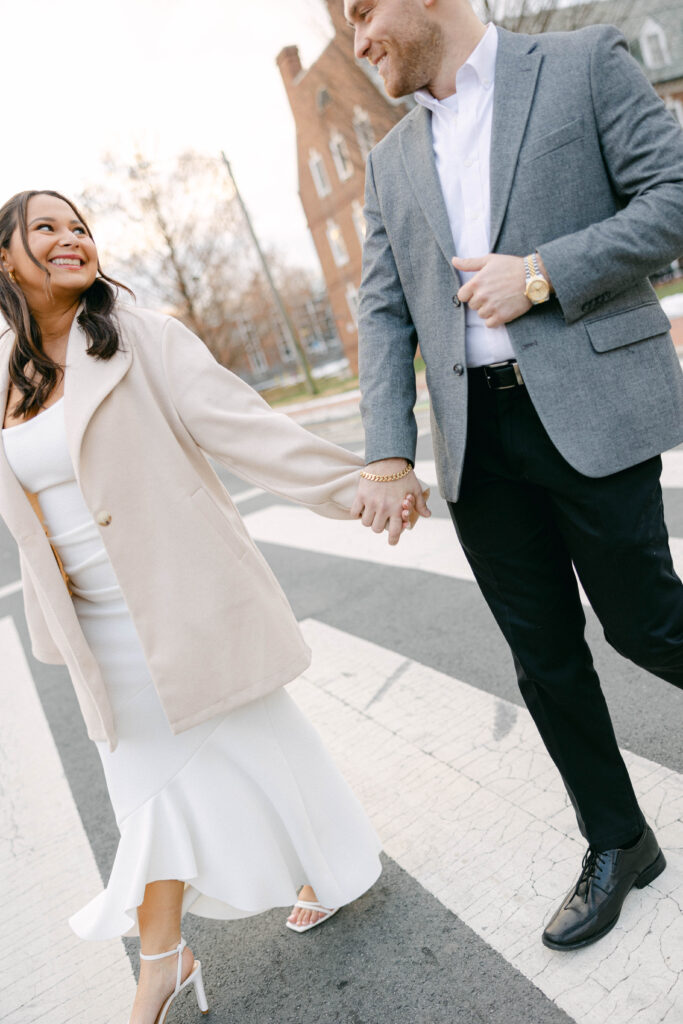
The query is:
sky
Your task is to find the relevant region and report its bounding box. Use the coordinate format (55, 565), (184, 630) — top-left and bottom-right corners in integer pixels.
(1, 0), (337, 273)
(2, 0), (605, 278)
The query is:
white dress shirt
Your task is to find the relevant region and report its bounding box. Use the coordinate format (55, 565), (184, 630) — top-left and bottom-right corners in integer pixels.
(414, 23), (516, 368)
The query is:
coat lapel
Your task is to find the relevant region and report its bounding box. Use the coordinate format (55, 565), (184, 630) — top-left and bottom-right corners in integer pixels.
(489, 28), (543, 251)
(0, 334), (40, 541)
(399, 106), (455, 267)
(63, 309), (132, 482)
(0, 309), (132, 535)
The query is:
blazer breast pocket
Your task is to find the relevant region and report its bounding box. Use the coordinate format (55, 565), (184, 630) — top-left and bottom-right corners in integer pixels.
(189, 487), (249, 561)
(584, 302), (671, 353)
(520, 117), (584, 163)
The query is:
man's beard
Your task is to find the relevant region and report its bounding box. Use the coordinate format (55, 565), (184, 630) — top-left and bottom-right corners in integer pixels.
(384, 19), (444, 98)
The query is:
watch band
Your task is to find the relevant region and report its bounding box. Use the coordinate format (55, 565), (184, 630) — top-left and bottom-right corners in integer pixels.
(530, 252), (544, 278)
(524, 252), (550, 304)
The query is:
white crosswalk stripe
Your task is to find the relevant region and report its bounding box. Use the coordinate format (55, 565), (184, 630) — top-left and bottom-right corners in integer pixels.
(2, 438), (681, 1023)
(0, 616), (136, 1024)
(414, 450), (683, 491)
(291, 619), (683, 1024)
(243, 505), (683, 607)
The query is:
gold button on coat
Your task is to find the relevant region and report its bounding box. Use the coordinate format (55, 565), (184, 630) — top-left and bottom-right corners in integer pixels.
(95, 510), (112, 527)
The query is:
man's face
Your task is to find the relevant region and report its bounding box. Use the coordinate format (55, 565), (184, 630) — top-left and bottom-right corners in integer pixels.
(345, 0), (444, 98)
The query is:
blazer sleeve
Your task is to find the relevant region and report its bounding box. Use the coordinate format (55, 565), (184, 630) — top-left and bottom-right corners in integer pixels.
(160, 316), (363, 519)
(537, 26), (683, 324)
(358, 150), (419, 465)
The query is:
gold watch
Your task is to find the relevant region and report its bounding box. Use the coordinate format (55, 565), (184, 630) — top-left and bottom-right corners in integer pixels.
(524, 253), (550, 305)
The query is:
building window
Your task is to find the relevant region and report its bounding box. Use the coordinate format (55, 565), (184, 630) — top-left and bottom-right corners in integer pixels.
(236, 315), (268, 374)
(309, 149), (332, 198)
(351, 199), (366, 246)
(665, 97), (683, 128)
(317, 87), (332, 112)
(273, 318), (296, 363)
(640, 18), (670, 69)
(645, 33), (665, 67)
(353, 106), (375, 160)
(326, 219), (349, 267)
(345, 282), (359, 326)
(329, 131), (354, 182)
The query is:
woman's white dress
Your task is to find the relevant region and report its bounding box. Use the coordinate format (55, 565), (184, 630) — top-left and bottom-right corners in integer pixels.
(3, 399), (381, 940)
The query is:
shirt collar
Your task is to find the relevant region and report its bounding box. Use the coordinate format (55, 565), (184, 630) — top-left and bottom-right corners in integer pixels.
(414, 22), (498, 112)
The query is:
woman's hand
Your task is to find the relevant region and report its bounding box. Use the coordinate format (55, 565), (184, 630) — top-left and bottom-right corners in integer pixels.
(402, 491), (431, 530)
(351, 460), (431, 546)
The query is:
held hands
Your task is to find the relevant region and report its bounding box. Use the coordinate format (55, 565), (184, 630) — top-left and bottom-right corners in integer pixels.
(350, 459), (431, 546)
(452, 253), (532, 328)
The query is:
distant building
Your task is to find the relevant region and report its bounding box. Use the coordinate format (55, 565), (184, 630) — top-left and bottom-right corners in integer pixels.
(277, 0), (412, 372)
(225, 282), (347, 393)
(278, 0), (682, 376)
(506, 0), (683, 125)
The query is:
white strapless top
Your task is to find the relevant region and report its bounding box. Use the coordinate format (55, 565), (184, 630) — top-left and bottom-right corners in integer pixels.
(2, 399), (121, 603)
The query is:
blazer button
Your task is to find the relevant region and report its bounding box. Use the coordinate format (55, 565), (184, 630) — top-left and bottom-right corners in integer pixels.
(95, 510), (112, 527)
(452, 295), (461, 307)
(453, 363), (464, 376)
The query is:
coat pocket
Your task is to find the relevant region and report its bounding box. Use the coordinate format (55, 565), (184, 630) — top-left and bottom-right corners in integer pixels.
(584, 302), (672, 353)
(520, 117), (584, 163)
(189, 487), (249, 561)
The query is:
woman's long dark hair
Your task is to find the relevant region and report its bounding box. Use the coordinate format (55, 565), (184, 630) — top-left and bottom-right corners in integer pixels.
(0, 190), (133, 419)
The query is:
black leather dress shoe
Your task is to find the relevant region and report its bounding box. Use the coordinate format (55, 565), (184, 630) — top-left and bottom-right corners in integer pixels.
(542, 826), (666, 951)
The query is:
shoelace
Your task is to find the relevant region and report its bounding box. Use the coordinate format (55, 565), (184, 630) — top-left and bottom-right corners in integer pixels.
(574, 848), (607, 902)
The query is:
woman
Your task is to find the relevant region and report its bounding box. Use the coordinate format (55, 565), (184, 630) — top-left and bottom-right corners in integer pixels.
(0, 190), (418, 1024)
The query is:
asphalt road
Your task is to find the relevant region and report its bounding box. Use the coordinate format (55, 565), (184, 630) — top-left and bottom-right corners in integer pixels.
(1, 413), (681, 1023)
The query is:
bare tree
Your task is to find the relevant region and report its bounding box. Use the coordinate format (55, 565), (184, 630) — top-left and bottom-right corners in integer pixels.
(80, 151), (342, 379)
(476, 0), (605, 33)
(80, 151), (255, 368)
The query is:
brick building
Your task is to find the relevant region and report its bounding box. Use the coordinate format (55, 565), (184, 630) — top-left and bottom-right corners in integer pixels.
(278, 0), (682, 374)
(277, 0), (412, 371)
(227, 283), (347, 393)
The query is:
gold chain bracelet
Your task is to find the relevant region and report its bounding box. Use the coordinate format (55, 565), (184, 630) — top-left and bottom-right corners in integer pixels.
(360, 463), (412, 483)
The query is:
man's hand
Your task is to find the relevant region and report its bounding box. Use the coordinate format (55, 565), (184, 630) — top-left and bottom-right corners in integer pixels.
(452, 253), (534, 327)
(350, 458), (431, 546)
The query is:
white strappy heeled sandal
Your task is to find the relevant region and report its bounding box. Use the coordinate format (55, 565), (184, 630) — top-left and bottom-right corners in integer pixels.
(285, 899), (339, 933)
(139, 937), (209, 1023)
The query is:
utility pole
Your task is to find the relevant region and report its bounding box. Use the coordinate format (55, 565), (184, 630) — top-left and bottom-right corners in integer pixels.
(221, 152), (318, 396)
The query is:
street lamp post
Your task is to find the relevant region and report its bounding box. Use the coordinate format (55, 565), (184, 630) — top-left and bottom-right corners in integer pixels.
(221, 152), (318, 396)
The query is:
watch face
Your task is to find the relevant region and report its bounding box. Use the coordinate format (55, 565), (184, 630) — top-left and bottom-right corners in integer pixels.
(527, 277), (550, 303)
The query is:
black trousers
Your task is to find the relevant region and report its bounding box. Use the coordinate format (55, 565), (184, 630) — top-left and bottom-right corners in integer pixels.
(448, 369), (683, 852)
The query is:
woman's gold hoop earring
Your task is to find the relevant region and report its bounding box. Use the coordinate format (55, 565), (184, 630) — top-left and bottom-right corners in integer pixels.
(8, 270), (16, 283)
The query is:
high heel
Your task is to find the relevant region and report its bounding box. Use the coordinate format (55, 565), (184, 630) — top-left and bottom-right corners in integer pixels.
(139, 937), (209, 1022)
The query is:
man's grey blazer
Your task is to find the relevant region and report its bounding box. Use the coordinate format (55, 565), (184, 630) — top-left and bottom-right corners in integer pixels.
(358, 25), (683, 502)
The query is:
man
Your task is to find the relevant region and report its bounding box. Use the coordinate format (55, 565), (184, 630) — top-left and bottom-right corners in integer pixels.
(345, 0), (683, 950)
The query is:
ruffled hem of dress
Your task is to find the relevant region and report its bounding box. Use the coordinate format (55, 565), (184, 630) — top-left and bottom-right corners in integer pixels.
(69, 742), (382, 941)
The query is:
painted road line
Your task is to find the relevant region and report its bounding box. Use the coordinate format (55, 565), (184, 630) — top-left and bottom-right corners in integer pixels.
(243, 504), (683, 606)
(0, 579), (21, 600)
(244, 504), (477, 580)
(291, 619), (683, 1024)
(0, 615), (136, 1024)
(231, 486), (265, 505)
(229, 450), (682, 509)
(661, 451), (683, 489)
(415, 451), (683, 490)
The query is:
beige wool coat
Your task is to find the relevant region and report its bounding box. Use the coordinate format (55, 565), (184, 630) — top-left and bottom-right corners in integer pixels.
(0, 304), (363, 750)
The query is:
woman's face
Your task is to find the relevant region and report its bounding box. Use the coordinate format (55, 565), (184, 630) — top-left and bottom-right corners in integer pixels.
(1, 194), (98, 306)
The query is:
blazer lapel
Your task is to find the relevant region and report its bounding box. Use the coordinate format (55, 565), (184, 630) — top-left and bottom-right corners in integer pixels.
(489, 28), (543, 252)
(64, 309), (132, 482)
(399, 106), (455, 267)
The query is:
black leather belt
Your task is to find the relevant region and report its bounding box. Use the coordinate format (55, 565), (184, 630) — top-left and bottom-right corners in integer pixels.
(471, 360), (525, 390)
